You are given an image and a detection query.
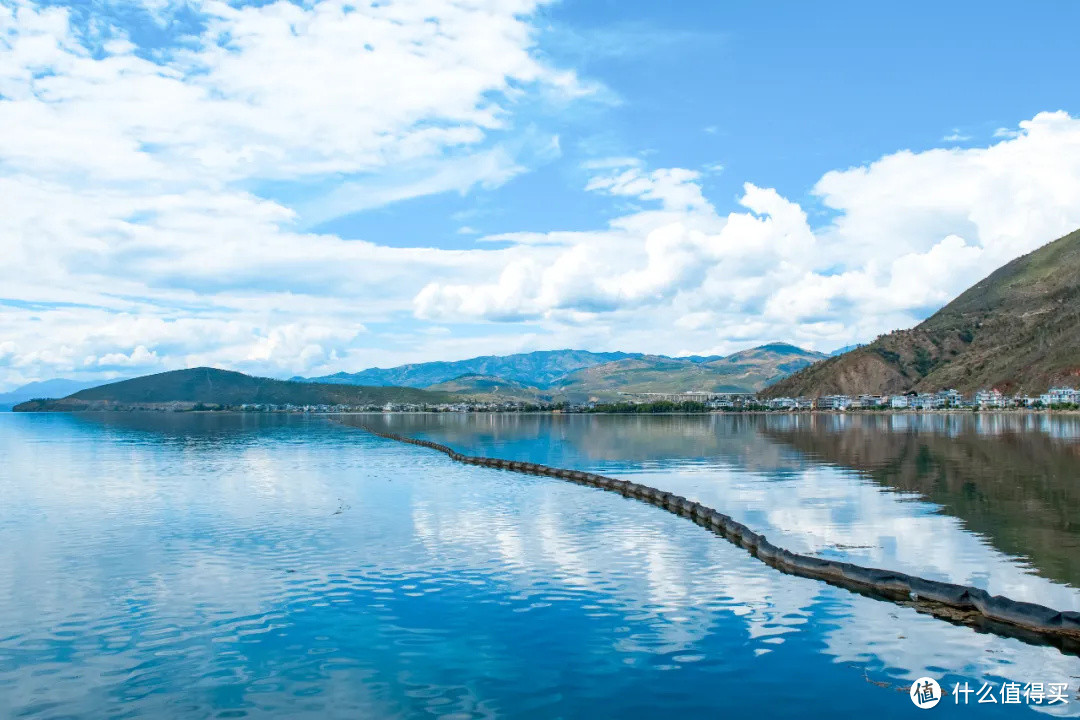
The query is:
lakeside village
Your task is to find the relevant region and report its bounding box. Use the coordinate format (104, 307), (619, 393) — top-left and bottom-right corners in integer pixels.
(215, 386), (1080, 413)
(57, 387), (1080, 414)
(757, 386), (1080, 411)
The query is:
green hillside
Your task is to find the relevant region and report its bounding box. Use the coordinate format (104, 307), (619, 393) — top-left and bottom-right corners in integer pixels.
(764, 227), (1080, 397)
(425, 374), (547, 402)
(14, 367), (455, 411)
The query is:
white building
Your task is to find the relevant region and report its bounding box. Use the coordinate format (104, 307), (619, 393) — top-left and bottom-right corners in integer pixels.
(890, 395), (909, 409)
(816, 395), (852, 410)
(1044, 387), (1079, 405)
(909, 393), (936, 410)
(935, 389), (964, 407)
(974, 389), (1006, 408)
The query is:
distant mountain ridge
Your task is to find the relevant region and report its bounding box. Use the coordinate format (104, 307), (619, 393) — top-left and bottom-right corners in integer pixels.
(297, 350), (642, 388)
(765, 227), (1080, 397)
(13, 343), (828, 411)
(0, 377), (126, 410)
(829, 344), (863, 357)
(299, 344), (826, 397)
(549, 343), (826, 399)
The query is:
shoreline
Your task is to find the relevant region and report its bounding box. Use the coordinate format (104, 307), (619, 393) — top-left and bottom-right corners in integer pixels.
(8, 407), (1080, 416)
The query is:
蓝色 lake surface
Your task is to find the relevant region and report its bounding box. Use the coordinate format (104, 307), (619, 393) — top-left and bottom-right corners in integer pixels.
(1, 411), (1078, 718)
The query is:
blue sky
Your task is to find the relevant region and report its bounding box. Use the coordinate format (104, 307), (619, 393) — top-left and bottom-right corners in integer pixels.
(308, 1), (1080, 248)
(2, 0), (1080, 389)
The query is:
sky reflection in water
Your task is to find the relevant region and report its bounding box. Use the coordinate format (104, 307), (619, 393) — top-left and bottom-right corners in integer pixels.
(0, 412), (1078, 718)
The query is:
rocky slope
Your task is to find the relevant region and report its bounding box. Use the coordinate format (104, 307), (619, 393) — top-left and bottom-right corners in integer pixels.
(764, 228), (1080, 397)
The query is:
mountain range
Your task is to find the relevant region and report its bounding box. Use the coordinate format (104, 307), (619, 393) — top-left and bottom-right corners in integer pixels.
(299, 343), (827, 401)
(298, 350), (655, 388)
(9, 343), (827, 410)
(542, 344), (826, 400)
(765, 227), (1080, 397)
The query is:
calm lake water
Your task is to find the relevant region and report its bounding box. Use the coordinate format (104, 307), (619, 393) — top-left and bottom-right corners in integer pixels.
(1, 411), (1078, 718)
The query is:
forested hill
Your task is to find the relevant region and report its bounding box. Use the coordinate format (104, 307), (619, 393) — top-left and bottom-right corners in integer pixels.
(764, 227), (1080, 397)
(14, 367), (454, 411)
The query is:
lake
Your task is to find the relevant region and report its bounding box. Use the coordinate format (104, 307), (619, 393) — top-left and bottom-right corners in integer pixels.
(1, 411), (1078, 718)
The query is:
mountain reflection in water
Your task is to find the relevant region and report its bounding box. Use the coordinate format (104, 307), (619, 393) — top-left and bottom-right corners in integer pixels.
(1, 411), (1078, 719)
(355, 412), (1080, 605)
(762, 413), (1080, 590)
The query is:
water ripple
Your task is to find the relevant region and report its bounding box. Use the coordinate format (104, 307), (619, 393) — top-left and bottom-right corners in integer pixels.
(0, 413), (1077, 718)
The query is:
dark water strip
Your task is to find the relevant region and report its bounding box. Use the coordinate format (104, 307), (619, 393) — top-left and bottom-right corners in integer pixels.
(357, 423), (1080, 656)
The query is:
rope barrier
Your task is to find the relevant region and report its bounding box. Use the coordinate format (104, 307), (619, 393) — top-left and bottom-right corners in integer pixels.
(357, 423), (1080, 655)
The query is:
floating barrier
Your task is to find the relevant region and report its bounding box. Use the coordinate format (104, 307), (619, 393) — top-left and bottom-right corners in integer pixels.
(358, 424), (1080, 655)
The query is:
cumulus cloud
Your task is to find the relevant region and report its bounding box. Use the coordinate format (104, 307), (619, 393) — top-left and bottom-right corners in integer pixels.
(92, 345), (160, 369)
(0, 0), (585, 185)
(416, 112), (1080, 355)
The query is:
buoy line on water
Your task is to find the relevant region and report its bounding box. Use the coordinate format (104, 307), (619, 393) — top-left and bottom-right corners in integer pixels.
(356, 423), (1080, 655)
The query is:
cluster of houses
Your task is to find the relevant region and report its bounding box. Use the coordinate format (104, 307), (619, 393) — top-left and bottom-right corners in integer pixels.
(235, 401), (545, 413)
(617, 392), (758, 409)
(226, 388), (1080, 414)
(764, 387), (1080, 411)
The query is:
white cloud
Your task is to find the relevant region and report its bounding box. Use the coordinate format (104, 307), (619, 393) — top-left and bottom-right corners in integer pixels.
(586, 165), (714, 213)
(416, 111), (1080, 357)
(0, 0), (588, 388)
(296, 144), (536, 228)
(942, 128), (972, 142)
(91, 345), (160, 368)
(0, 0), (586, 186)
(3, 0), (1080, 391)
